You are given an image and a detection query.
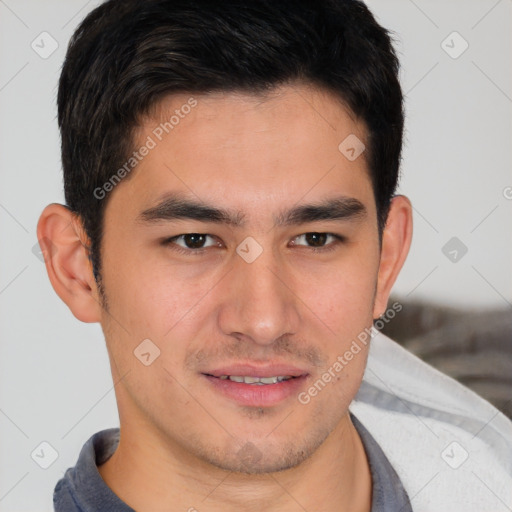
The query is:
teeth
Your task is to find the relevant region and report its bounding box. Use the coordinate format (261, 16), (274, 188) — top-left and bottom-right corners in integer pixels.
(217, 375), (293, 384)
(244, 376), (261, 384)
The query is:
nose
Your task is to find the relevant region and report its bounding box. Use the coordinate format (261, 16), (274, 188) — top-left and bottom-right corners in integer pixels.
(217, 243), (301, 347)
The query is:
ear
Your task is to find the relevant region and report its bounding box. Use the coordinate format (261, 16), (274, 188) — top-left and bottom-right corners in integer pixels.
(373, 195), (413, 319)
(36, 204), (102, 323)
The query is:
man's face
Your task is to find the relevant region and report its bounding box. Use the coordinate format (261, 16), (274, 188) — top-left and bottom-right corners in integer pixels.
(99, 84), (381, 473)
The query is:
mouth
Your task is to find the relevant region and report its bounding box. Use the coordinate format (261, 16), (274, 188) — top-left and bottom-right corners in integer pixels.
(202, 366), (309, 407)
(207, 374), (296, 385)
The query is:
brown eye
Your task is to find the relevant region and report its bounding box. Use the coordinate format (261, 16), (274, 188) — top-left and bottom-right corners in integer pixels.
(290, 232), (344, 253)
(292, 232), (338, 247)
(182, 234), (208, 249)
(304, 233), (328, 247)
(164, 233), (220, 252)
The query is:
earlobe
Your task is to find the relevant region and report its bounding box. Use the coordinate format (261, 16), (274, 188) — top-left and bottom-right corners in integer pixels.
(36, 204), (102, 323)
(373, 195), (413, 319)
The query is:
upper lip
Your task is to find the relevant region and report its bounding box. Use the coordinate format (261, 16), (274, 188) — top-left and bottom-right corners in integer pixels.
(203, 363), (309, 378)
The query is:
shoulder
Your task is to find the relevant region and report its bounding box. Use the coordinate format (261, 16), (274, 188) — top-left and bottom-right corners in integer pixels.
(53, 471), (81, 512)
(53, 428), (125, 512)
(351, 332), (512, 511)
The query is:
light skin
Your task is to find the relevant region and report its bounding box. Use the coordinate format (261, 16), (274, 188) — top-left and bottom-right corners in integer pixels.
(38, 84), (412, 512)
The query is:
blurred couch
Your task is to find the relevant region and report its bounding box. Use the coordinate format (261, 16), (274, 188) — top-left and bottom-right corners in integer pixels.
(379, 298), (512, 420)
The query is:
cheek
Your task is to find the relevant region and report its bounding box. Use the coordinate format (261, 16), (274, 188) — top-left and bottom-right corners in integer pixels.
(102, 242), (216, 337)
(289, 252), (377, 400)
(294, 253), (378, 336)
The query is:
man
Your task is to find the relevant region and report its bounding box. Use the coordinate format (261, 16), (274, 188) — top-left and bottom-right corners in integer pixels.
(38, 0), (512, 510)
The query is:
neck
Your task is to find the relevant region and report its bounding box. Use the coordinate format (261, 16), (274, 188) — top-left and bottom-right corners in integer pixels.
(98, 412), (372, 512)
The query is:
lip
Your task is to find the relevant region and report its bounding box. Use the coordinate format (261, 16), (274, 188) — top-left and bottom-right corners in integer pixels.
(202, 363), (309, 407)
(204, 363), (308, 379)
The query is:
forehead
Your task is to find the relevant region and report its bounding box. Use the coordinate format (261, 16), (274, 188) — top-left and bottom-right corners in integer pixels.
(142, 84), (366, 157)
(109, 83), (374, 220)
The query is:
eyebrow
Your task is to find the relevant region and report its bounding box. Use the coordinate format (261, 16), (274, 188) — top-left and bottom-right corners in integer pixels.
(137, 193), (367, 227)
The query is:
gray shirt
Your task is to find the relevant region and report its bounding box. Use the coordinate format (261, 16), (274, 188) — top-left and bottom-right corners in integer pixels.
(54, 413), (412, 511)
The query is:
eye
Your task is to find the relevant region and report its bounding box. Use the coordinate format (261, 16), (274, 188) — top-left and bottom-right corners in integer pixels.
(290, 232), (344, 252)
(163, 233), (221, 253)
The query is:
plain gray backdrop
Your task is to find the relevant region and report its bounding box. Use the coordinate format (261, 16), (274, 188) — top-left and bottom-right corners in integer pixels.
(0, 0), (511, 510)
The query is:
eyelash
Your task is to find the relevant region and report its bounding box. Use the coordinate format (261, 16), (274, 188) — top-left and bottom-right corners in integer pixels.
(162, 234), (220, 256)
(161, 233), (345, 255)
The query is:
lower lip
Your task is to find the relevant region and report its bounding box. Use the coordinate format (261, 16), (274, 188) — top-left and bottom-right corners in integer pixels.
(203, 375), (308, 407)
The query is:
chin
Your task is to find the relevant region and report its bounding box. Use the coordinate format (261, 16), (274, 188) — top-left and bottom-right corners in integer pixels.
(191, 427), (332, 475)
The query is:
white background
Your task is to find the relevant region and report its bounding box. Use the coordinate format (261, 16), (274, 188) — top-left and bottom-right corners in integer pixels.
(0, 0), (510, 510)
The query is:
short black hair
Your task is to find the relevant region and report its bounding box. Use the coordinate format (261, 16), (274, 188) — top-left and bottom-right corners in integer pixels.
(58, 0), (404, 281)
